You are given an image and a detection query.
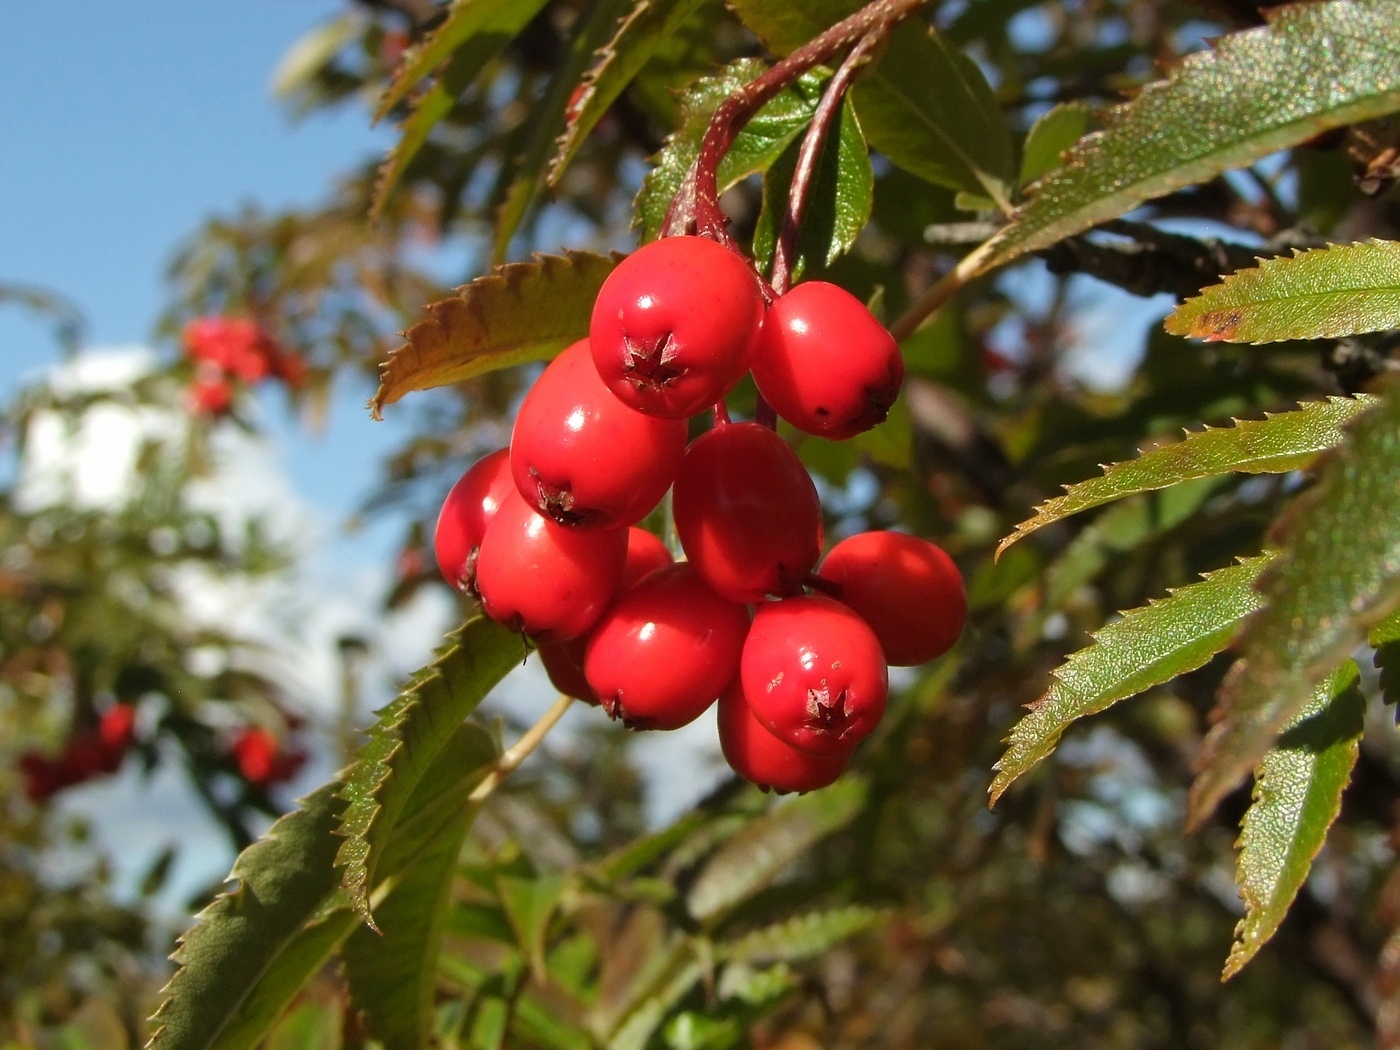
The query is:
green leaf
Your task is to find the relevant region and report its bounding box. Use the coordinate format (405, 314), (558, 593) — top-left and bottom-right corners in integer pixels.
(976, 0), (1400, 271)
(1224, 661), (1365, 980)
(271, 14), (365, 115)
(496, 873), (567, 983)
(492, 0), (636, 261)
(369, 251), (618, 418)
(635, 60), (828, 243)
(717, 906), (882, 964)
(998, 396), (1375, 557)
(686, 777), (866, 925)
(1371, 608), (1400, 710)
(340, 724), (497, 1050)
(335, 616), (526, 924)
(610, 959), (704, 1050)
(1165, 240), (1400, 344)
(751, 92), (874, 280)
(146, 784), (361, 1050)
(1189, 383), (1400, 828)
(728, 0), (1014, 207)
(548, 0), (708, 188)
(591, 810), (711, 883)
(990, 554), (1275, 806)
(1018, 101), (1092, 190)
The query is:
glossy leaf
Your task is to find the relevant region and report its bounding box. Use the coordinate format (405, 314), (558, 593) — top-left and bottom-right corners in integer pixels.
(718, 906), (882, 964)
(687, 777), (866, 924)
(340, 724), (497, 1050)
(998, 396), (1374, 557)
(1224, 661), (1364, 979)
(751, 92), (874, 279)
(370, 251), (618, 418)
(990, 555), (1274, 806)
(635, 60), (827, 243)
(335, 616), (526, 924)
(977, 1), (1400, 271)
(1165, 240), (1400, 344)
(727, 0), (1014, 207)
(1190, 384), (1400, 827)
(1018, 101), (1091, 189)
(548, 0), (708, 188)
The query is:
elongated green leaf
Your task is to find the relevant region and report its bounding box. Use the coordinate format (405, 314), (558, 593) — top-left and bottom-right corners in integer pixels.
(1018, 101), (1092, 190)
(998, 396), (1375, 557)
(687, 777), (866, 925)
(990, 554), (1274, 805)
(335, 616), (526, 924)
(728, 0), (1014, 208)
(635, 60), (828, 243)
(751, 93), (873, 280)
(340, 724), (497, 1050)
(1166, 240), (1400, 344)
(1223, 661), (1364, 980)
(1372, 608), (1400, 710)
(591, 811), (711, 884)
(1189, 383), (1400, 828)
(718, 906), (881, 964)
(374, 0), (550, 121)
(492, 0), (636, 261)
(370, 251), (617, 418)
(610, 959), (703, 1050)
(496, 874), (567, 983)
(977, 0), (1400, 272)
(146, 784), (357, 1050)
(547, 0), (707, 187)
(372, 77), (456, 221)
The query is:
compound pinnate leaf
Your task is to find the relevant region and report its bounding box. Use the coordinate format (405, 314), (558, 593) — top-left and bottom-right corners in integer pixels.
(1165, 240), (1400, 344)
(635, 60), (827, 243)
(687, 776), (866, 925)
(370, 251), (618, 418)
(990, 555), (1275, 806)
(998, 396), (1375, 557)
(335, 616), (527, 925)
(718, 906), (882, 964)
(548, 0), (707, 188)
(146, 783), (358, 1050)
(1189, 384), (1400, 828)
(1224, 661), (1364, 980)
(977, 0), (1400, 273)
(728, 0), (1012, 207)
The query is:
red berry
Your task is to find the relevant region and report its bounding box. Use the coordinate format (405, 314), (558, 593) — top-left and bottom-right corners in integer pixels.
(740, 594), (888, 757)
(717, 677), (851, 793)
(475, 488), (627, 641)
(435, 448), (514, 596)
(673, 422), (823, 603)
(187, 369), (234, 416)
(816, 532), (966, 665)
(537, 637), (599, 704)
(98, 704), (137, 766)
(232, 727), (279, 786)
(590, 237), (764, 418)
(584, 564), (750, 730)
(19, 753), (64, 801)
(622, 527), (673, 587)
(182, 317), (273, 381)
(511, 340), (687, 529)
(751, 282), (904, 439)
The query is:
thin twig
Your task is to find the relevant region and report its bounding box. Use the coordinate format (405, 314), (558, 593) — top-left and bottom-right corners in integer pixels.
(468, 693), (575, 803)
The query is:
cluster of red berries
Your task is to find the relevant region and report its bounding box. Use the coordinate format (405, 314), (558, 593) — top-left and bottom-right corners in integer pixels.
(181, 316), (307, 416)
(19, 704), (136, 801)
(434, 235), (965, 793)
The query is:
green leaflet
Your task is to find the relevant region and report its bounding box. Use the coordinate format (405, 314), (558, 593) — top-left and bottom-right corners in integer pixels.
(547, 0), (708, 188)
(1018, 101), (1092, 190)
(369, 251), (618, 418)
(1371, 608), (1400, 710)
(751, 92), (874, 280)
(990, 554), (1274, 806)
(340, 724), (497, 1050)
(634, 60), (828, 243)
(998, 396), (1375, 557)
(726, 0), (1013, 208)
(975, 0), (1400, 272)
(1165, 240), (1400, 344)
(1189, 383), (1400, 827)
(496, 873), (567, 983)
(1224, 661), (1364, 980)
(686, 776), (866, 925)
(334, 616), (527, 923)
(717, 906), (882, 964)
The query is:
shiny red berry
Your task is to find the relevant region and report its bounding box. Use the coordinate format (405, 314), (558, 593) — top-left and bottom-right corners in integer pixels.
(537, 637), (599, 704)
(673, 422), (822, 603)
(584, 564), (750, 730)
(434, 448), (513, 596)
(751, 282), (904, 440)
(511, 339), (687, 529)
(816, 532), (966, 665)
(590, 236), (765, 418)
(717, 677), (851, 793)
(621, 526), (673, 587)
(740, 594), (888, 757)
(475, 488), (627, 641)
